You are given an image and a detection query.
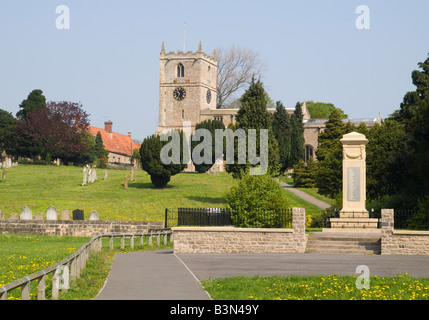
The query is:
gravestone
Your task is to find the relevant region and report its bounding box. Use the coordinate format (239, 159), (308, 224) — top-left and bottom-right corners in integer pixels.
(9, 214), (19, 220)
(88, 211), (99, 221)
(72, 209), (84, 221)
(2, 169), (5, 182)
(130, 168), (134, 182)
(46, 206), (58, 221)
(0, 210), (4, 220)
(60, 209), (71, 221)
(104, 170), (108, 180)
(82, 165), (89, 186)
(20, 206), (33, 220)
(34, 213), (44, 220)
(327, 132), (379, 231)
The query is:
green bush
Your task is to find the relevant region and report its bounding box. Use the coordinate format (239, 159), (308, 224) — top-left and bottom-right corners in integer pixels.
(225, 174), (290, 228)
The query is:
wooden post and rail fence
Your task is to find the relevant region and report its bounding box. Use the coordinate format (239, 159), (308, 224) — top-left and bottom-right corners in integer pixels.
(0, 229), (172, 300)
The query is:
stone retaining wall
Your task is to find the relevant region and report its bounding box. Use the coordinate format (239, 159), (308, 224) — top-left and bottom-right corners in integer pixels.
(172, 208), (307, 254)
(0, 220), (164, 237)
(380, 209), (429, 255)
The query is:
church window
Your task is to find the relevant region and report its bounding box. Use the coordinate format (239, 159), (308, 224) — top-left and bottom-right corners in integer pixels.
(177, 63), (185, 78)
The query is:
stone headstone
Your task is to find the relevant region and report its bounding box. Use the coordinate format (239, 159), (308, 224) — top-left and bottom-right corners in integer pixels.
(82, 165), (89, 186)
(0, 210), (4, 220)
(93, 169), (97, 182)
(34, 213), (44, 220)
(46, 206), (58, 221)
(104, 170), (108, 180)
(88, 211), (99, 221)
(2, 169), (5, 182)
(72, 209), (84, 221)
(130, 168), (134, 182)
(8, 214), (19, 220)
(20, 206), (33, 220)
(60, 209), (71, 221)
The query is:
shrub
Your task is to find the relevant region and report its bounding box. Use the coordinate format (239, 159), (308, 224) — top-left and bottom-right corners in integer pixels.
(225, 174), (290, 228)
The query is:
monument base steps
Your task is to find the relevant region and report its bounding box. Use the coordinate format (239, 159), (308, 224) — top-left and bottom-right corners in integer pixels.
(305, 232), (381, 255)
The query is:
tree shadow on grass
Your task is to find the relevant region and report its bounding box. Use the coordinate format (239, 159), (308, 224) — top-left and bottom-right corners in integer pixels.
(186, 196), (226, 205)
(127, 182), (175, 190)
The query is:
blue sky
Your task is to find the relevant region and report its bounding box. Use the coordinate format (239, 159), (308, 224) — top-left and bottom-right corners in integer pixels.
(0, 0), (428, 140)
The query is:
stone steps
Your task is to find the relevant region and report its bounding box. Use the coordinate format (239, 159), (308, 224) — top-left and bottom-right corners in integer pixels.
(306, 232), (381, 255)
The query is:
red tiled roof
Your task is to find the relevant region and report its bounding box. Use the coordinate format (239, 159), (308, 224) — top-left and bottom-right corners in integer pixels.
(88, 126), (141, 157)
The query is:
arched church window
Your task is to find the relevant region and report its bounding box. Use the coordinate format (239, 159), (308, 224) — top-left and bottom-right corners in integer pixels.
(177, 63), (185, 78)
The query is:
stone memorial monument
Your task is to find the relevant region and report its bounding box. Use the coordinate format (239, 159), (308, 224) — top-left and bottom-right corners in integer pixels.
(328, 132), (379, 231)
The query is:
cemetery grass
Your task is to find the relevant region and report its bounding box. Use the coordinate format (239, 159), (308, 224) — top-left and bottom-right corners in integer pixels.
(0, 165), (326, 221)
(0, 234), (91, 300)
(0, 234), (173, 300)
(202, 274), (429, 300)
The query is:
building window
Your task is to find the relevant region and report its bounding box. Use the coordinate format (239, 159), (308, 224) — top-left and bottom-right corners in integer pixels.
(177, 63), (185, 78)
(305, 145), (314, 163)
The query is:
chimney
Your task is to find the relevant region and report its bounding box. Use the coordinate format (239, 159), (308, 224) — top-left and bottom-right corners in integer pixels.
(104, 121), (113, 134)
(128, 132), (132, 138)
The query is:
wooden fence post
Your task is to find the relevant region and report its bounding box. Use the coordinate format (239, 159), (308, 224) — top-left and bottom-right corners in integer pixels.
(21, 278), (30, 300)
(38, 274), (46, 300)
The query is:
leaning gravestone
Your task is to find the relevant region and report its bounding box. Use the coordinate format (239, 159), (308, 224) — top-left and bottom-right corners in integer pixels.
(20, 206), (33, 220)
(46, 206), (58, 221)
(88, 211), (99, 221)
(72, 209), (84, 221)
(60, 209), (71, 221)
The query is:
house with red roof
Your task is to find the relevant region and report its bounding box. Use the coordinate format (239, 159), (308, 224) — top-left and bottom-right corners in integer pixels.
(88, 121), (141, 166)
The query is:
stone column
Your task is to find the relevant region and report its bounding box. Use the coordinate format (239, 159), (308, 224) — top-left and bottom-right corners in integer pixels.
(340, 132), (368, 218)
(329, 132), (379, 231)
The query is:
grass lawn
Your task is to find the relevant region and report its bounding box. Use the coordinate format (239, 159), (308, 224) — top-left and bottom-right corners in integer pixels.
(0, 165), (234, 221)
(0, 165), (327, 221)
(202, 275), (429, 300)
(0, 233), (173, 300)
(0, 234), (90, 300)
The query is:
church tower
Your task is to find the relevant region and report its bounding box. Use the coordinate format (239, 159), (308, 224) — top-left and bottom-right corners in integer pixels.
(156, 41), (218, 135)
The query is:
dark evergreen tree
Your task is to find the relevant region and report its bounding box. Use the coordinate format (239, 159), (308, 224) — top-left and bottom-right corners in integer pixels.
(272, 101), (291, 173)
(191, 119), (225, 173)
(0, 109), (18, 157)
(315, 108), (345, 198)
(16, 89), (46, 120)
(289, 102), (305, 166)
(140, 133), (187, 188)
(226, 78), (280, 178)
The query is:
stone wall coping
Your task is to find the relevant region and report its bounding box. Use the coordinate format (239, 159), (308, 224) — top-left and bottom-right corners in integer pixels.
(393, 230), (429, 236)
(172, 226), (294, 233)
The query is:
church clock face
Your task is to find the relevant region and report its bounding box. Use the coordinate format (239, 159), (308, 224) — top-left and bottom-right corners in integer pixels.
(206, 89), (212, 104)
(173, 87), (186, 101)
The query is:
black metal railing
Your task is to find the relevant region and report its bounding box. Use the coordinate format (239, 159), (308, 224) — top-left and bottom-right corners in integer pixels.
(394, 209), (429, 231)
(165, 207), (293, 229)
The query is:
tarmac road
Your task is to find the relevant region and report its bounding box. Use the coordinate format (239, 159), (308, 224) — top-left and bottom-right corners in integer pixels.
(96, 249), (429, 300)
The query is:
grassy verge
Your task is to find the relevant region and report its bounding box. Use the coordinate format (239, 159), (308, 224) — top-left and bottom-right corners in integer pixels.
(202, 274), (429, 300)
(0, 234), (173, 300)
(0, 234), (91, 300)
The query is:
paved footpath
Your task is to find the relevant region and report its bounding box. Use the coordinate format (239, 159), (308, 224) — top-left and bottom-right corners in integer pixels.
(96, 249), (429, 300)
(279, 181), (331, 210)
(95, 250), (211, 300)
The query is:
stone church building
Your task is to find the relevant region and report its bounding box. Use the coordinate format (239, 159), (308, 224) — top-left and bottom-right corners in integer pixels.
(155, 42), (382, 166)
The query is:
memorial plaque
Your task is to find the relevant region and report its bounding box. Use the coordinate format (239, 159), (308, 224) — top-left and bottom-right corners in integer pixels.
(347, 167), (360, 202)
(72, 209), (84, 221)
